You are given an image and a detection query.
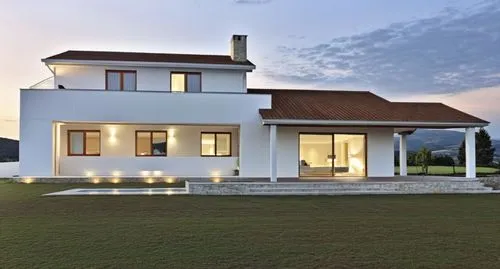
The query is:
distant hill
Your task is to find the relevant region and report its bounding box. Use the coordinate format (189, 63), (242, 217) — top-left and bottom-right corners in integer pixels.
(0, 137), (19, 162)
(394, 129), (500, 158)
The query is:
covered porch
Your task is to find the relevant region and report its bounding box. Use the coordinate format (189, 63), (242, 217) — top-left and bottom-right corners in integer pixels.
(53, 122), (240, 177)
(252, 89), (490, 182)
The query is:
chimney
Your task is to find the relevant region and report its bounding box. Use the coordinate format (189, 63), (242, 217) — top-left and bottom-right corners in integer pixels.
(230, 34), (247, 62)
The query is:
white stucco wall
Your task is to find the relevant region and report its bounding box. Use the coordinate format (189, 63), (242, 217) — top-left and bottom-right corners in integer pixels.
(19, 90), (271, 177)
(54, 65), (247, 93)
(0, 162), (19, 177)
(20, 90), (395, 178)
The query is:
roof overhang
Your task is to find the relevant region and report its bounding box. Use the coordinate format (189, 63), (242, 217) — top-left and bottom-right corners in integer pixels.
(261, 119), (488, 128)
(42, 59), (256, 71)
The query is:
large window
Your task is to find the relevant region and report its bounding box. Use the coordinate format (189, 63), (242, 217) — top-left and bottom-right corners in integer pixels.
(68, 130), (100, 156)
(299, 133), (366, 177)
(171, 72), (201, 92)
(106, 70), (137, 91)
(201, 132), (231, 156)
(136, 131), (167, 156)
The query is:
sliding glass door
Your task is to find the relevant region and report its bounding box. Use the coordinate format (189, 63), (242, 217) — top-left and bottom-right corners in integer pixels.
(299, 133), (366, 177)
(299, 134), (333, 177)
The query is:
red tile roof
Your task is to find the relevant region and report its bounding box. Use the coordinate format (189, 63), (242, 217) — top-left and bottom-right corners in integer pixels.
(44, 50), (255, 67)
(248, 88), (488, 126)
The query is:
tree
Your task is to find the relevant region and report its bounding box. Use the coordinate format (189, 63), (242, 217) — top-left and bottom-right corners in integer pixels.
(458, 128), (495, 166)
(458, 140), (466, 165)
(432, 155), (455, 166)
(476, 128), (495, 166)
(415, 147), (432, 175)
(407, 152), (417, 166)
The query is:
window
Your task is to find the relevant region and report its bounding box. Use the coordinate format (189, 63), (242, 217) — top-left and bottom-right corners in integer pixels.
(68, 130), (100, 156)
(201, 132), (231, 156)
(136, 131), (167, 156)
(171, 72), (201, 92)
(106, 70), (137, 91)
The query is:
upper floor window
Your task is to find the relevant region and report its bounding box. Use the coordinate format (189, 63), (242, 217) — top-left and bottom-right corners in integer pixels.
(68, 130), (100, 156)
(106, 70), (137, 91)
(136, 131), (167, 156)
(171, 72), (201, 92)
(201, 132), (231, 156)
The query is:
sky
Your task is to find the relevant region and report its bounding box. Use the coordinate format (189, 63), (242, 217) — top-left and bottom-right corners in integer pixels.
(0, 0), (499, 139)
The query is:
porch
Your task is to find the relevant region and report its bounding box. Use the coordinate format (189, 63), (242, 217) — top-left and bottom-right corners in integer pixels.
(53, 122), (240, 177)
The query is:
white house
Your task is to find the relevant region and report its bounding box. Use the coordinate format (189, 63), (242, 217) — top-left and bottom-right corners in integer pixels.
(19, 35), (488, 181)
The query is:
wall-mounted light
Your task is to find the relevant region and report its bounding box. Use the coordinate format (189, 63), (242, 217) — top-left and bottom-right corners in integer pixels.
(153, 170), (163, 176)
(168, 129), (176, 144)
(85, 171), (95, 177)
(91, 178), (100, 184)
(108, 126), (118, 145)
(111, 178), (121, 184)
(146, 178), (155, 184)
(168, 129), (175, 139)
(111, 170), (121, 177)
(23, 177), (34, 184)
(140, 170), (151, 177)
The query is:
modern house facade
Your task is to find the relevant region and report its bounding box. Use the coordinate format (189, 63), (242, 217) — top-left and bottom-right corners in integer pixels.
(19, 35), (488, 181)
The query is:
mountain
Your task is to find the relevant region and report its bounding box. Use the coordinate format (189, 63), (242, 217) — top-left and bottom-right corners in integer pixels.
(394, 129), (500, 158)
(0, 137), (19, 162)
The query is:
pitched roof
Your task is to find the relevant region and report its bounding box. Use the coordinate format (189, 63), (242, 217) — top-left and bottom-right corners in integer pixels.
(43, 50), (255, 67)
(248, 88), (488, 126)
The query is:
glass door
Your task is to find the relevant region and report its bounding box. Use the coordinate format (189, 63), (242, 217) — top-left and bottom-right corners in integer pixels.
(299, 134), (334, 177)
(299, 133), (367, 177)
(333, 134), (366, 177)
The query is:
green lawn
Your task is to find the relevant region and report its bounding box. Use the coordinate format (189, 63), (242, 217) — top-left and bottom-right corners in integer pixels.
(2, 183), (500, 269)
(395, 165), (499, 175)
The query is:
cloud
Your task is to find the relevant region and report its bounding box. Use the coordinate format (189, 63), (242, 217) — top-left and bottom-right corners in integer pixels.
(264, 0), (500, 95)
(234, 0), (272, 4)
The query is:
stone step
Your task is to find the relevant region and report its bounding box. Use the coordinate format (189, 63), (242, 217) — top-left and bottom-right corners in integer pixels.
(243, 183), (483, 189)
(243, 190), (495, 196)
(186, 181), (493, 195)
(248, 187), (492, 193)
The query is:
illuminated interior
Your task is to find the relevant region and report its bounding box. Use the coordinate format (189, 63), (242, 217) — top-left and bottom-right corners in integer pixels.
(299, 133), (366, 177)
(171, 73), (185, 92)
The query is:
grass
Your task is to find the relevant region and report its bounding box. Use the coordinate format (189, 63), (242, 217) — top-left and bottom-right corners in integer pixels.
(395, 165), (499, 175)
(2, 183), (500, 269)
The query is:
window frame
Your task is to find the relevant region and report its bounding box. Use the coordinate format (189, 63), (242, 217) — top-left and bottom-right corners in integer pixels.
(67, 130), (101, 156)
(170, 71), (202, 92)
(135, 131), (168, 157)
(200, 132), (232, 157)
(105, 70), (137, 91)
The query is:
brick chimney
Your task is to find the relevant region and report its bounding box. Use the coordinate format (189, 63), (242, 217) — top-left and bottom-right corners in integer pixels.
(230, 35), (247, 62)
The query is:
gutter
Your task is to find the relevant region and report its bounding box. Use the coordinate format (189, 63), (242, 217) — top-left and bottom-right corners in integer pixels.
(261, 119), (489, 128)
(42, 59), (256, 71)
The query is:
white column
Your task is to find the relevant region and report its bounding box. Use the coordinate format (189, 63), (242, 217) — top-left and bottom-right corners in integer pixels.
(269, 125), (277, 182)
(465, 127), (476, 178)
(399, 134), (408, 176)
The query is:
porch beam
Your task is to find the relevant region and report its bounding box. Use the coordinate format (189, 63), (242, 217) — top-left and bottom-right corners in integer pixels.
(465, 127), (476, 178)
(269, 124), (277, 182)
(399, 134), (408, 176)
